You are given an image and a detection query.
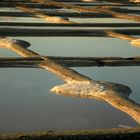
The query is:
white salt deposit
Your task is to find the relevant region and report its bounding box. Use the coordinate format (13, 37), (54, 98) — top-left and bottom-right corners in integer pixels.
(0, 38), (17, 48)
(51, 81), (107, 99)
(131, 39), (140, 48)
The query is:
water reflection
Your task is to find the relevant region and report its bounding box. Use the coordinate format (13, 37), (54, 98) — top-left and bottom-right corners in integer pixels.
(0, 3), (140, 132)
(0, 37), (140, 126)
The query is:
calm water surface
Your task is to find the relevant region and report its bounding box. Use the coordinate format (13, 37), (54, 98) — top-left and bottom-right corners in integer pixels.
(0, 8), (140, 132)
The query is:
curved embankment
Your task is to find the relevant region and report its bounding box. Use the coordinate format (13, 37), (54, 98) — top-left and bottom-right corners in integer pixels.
(0, 37), (140, 124)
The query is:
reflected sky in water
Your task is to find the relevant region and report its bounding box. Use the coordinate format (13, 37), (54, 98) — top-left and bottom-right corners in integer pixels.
(0, 37), (140, 132)
(0, 7), (140, 132)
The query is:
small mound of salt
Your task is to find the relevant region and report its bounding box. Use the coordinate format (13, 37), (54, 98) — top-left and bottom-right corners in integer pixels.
(131, 39), (140, 48)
